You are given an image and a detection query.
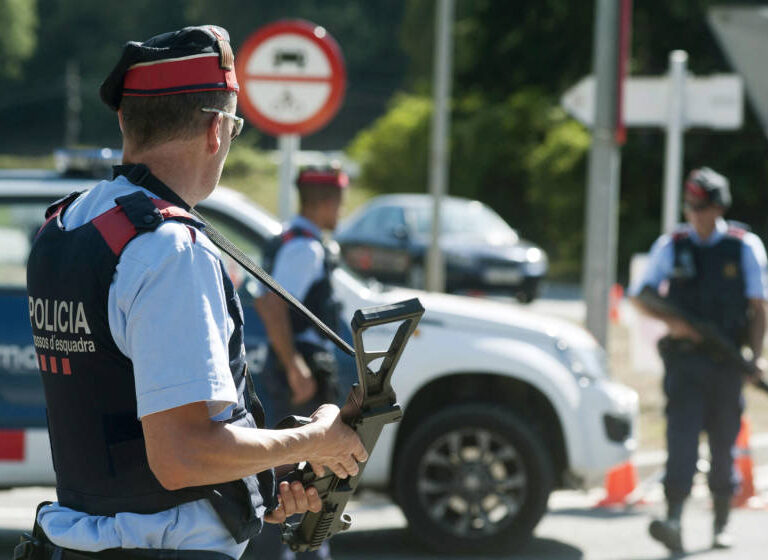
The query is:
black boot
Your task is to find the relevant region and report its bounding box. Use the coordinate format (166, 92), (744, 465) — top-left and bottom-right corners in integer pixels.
(649, 499), (684, 553)
(712, 495), (734, 549)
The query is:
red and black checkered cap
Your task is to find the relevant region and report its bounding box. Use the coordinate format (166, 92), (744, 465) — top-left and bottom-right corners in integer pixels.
(296, 166), (349, 189)
(100, 25), (238, 111)
(684, 167), (731, 208)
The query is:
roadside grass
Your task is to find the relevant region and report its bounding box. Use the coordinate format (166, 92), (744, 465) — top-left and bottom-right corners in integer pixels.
(0, 154), (54, 169)
(608, 322), (768, 452)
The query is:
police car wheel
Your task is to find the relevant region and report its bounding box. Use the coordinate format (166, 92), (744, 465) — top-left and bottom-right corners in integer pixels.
(394, 403), (553, 553)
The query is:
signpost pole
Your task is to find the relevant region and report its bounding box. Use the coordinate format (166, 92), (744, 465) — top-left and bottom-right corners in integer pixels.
(661, 50), (687, 234)
(278, 133), (300, 222)
(583, 0), (622, 349)
(426, 0), (454, 293)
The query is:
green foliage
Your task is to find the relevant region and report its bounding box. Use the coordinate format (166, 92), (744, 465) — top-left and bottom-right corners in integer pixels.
(347, 94), (432, 193)
(0, 0), (37, 79)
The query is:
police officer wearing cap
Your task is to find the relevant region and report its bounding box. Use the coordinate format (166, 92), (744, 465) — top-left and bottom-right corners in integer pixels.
(20, 26), (366, 560)
(631, 167), (768, 552)
(250, 166), (348, 559)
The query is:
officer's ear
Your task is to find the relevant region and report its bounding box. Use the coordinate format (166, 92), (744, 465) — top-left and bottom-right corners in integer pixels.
(117, 109), (125, 134)
(206, 112), (224, 155)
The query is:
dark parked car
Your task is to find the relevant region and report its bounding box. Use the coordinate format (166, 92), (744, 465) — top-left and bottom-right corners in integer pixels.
(335, 194), (548, 302)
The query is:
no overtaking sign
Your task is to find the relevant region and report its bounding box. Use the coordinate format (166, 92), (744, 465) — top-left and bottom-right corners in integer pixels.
(235, 20), (346, 137)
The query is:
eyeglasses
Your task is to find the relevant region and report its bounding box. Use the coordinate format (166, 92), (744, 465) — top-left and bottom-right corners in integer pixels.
(201, 107), (244, 141)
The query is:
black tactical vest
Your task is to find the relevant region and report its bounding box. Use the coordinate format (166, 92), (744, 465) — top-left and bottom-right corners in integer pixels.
(667, 226), (749, 346)
(25, 164), (276, 544)
(262, 225), (341, 336)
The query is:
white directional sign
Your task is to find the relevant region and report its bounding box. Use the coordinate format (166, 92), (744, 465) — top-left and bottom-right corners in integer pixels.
(561, 73), (743, 130)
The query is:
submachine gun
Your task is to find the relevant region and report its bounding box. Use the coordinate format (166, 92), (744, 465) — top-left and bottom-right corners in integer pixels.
(636, 286), (768, 394)
(277, 298), (424, 552)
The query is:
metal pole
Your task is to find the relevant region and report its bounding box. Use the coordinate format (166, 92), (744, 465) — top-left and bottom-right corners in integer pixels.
(65, 59), (81, 148)
(662, 50), (688, 234)
(583, 0), (622, 348)
(426, 0), (455, 293)
(278, 133), (300, 222)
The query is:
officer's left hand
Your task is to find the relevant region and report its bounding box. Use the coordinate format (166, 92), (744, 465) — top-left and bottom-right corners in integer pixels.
(264, 480), (322, 524)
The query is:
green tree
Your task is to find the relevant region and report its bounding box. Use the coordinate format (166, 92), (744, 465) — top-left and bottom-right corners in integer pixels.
(0, 0), (37, 79)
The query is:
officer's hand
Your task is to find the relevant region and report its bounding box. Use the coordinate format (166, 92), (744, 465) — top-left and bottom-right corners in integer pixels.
(287, 354), (317, 405)
(264, 480), (322, 524)
(666, 317), (703, 342)
(304, 404), (368, 480)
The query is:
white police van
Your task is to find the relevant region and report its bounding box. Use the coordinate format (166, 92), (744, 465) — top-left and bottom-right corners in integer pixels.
(0, 151), (638, 553)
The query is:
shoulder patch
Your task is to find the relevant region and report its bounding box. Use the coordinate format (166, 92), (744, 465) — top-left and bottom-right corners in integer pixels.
(726, 226), (746, 240)
(671, 229), (690, 242)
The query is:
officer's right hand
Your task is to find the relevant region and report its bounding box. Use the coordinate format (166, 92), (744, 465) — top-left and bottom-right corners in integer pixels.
(286, 354), (317, 405)
(304, 404), (368, 479)
(666, 317), (703, 342)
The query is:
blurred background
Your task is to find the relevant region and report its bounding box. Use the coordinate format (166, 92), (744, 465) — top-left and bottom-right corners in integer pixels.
(3, 0), (768, 286)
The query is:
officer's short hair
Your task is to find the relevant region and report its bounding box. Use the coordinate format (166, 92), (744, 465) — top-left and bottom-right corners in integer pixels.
(298, 182), (343, 208)
(296, 167), (348, 207)
(120, 91), (236, 149)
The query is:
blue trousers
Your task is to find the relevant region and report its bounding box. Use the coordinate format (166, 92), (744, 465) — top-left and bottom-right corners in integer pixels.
(659, 340), (744, 503)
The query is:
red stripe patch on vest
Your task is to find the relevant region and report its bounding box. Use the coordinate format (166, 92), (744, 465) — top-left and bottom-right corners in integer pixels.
(62, 358), (72, 376)
(92, 199), (197, 255)
(39, 353), (47, 372)
(92, 206), (137, 255)
(123, 54), (238, 95)
(49, 356), (58, 374)
(0, 430), (24, 461)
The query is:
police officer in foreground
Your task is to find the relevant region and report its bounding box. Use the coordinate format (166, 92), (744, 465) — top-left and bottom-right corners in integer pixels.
(631, 167), (767, 553)
(250, 167), (348, 559)
(21, 26), (366, 560)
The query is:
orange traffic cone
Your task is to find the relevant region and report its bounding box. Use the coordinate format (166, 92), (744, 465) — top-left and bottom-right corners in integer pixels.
(597, 460), (638, 507)
(609, 283), (623, 324)
(732, 417), (756, 508)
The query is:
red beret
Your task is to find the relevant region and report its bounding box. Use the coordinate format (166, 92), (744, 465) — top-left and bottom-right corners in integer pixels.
(100, 25), (238, 111)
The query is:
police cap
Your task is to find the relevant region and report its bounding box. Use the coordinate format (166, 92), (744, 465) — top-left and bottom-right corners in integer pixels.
(296, 166), (349, 189)
(100, 25), (238, 111)
(684, 167), (731, 209)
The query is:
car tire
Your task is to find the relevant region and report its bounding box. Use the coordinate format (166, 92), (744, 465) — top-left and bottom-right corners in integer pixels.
(394, 403), (553, 553)
(515, 278), (540, 304)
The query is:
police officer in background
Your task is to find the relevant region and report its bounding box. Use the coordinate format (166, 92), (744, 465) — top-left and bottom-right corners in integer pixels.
(21, 26), (366, 560)
(631, 167), (767, 553)
(250, 166), (348, 559)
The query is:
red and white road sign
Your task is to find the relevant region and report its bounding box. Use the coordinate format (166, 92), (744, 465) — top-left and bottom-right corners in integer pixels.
(235, 20), (346, 136)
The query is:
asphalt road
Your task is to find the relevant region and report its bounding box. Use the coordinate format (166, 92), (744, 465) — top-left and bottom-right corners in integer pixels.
(2, 476), (767, 560)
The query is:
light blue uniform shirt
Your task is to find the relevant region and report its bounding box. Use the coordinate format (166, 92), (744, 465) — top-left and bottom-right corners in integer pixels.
(258, 215), (329, 349)
(37, 176), (248, 559)
(629, 218), (768, 300)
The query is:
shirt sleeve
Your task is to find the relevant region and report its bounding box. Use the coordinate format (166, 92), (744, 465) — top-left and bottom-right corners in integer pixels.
(741, 232), (768, 301)
(628, 235), (675, 297)
(108, 222), (238, 419)
(270, 238), (325, 301)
